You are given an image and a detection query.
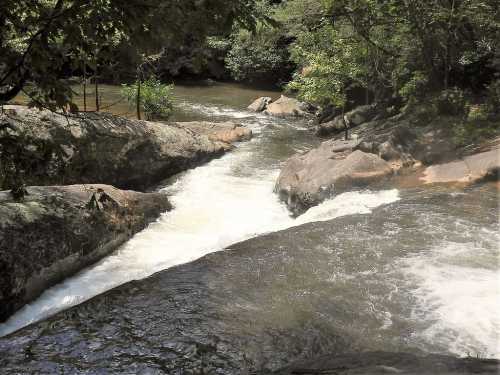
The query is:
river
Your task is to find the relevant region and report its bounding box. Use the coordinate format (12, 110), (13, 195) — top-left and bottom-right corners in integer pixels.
(2, 82), (499, 364)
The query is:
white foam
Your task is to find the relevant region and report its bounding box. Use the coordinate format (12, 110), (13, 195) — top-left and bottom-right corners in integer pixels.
(404, 239), (500, 358)
(0, 137), (399, 336)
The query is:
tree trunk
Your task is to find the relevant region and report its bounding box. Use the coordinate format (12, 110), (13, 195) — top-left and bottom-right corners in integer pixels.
(342, 105), (349, 141)
(83, 62), (87, 112)
(136, 79), (141, 120)
(94, 73), (99, 112)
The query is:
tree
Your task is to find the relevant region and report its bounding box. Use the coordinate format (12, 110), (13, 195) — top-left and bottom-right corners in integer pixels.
(0, 0), (261, 111)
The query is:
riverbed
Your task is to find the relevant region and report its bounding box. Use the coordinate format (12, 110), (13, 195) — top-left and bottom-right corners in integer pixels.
(1, 82), (499, 370)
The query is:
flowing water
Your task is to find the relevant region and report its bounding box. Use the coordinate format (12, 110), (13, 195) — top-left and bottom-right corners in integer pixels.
(3, 83), (499, 362)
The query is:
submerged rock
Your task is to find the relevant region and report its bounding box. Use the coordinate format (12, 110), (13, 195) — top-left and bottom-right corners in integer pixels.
(0, 106), (248, 191)
(264, 95), (312, 118)
(275, 142), (393, 214)
(0, 184), (171, 322)
(248, 96), (273, 112)
(0, 187), (498, 373)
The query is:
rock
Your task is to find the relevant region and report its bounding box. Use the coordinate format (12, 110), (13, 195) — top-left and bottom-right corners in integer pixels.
(275, 145), (393, 214)
(0, 189), (498, 373)
(421, 148), (500, 184)
(346, 104), (377, 126)
(177, 121), (252, 144)
(316, 104), (338, 124)
(0, 106), (249, 191)
(316, 105), (377, 137)
(0, 184), (171, 322)
(264, 95), (312, 118)
(315, 114), (346, 136)
(378, 140), (402, 161)
(248, 97), (272, 112)
(272, 351), (500, 375)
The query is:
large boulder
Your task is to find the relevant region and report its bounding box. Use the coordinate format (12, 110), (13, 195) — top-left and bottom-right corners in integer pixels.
(421, 148), (499, 184)
(0, 106), (248, 191)
(264, 95), (312, 118)
(248, 96), (272, 112)
(0, 184), (171, 322)
(275, 142), (393, 214)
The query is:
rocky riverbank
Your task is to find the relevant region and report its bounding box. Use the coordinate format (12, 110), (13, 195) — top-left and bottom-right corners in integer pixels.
(262, 97), (500, 214)
(0, 184), (171, 322)
(0, 105), (251, 191)
(0, 106), (252, 322)
(0, 185), (498, 373)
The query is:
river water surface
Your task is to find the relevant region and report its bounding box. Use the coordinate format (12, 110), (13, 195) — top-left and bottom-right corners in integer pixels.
(2, 83), (499, 362)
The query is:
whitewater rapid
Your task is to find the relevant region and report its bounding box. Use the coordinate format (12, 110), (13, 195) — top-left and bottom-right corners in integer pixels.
(1, 101), (497, 362)
(0, 106), (400, 337)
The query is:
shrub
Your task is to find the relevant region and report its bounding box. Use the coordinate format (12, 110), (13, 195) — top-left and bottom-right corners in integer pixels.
(486, 79), (500, 114)
(467, 104), (490, 121)
(435, 88), (467, 116)
(122, 78), (174, 120)
(398, 71), (429, 102)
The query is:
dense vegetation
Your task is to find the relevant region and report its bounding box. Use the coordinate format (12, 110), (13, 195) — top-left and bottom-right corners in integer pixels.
(122, 78), (174, 120)
(225, 0), (500, 112)
(1, 0), (499, 121)
(0, 0), (261, 111)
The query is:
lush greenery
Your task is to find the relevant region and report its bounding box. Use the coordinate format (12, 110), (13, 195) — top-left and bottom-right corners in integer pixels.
(121, 78), (174, 120)
(224, 0), (500, 112)
(0, 0), (262, 111)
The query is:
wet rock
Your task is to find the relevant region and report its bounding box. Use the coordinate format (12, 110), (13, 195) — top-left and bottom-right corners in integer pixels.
(0, 188), (498, 373)
(0, 106), (247, 191)
(275, 145), (393, 214)
(316, 105), (377, 137)
(0, 184), (171, 322)
(248, 97), (273, 112)
(271, 351), (500, 374)
(264, 95), (312, 118)
(178, 121), (252, 144)
(421, 148), (500, 184)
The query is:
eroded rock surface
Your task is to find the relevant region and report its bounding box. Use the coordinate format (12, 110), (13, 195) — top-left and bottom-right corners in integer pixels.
(248, 97), (272, 112)
(316, 105), (378, 137)
(0, 188), (498, 374)
(0, 184), (171, 321)
(275, 142), (393, 214)
(422, 148), (499, 184)
(0, 106), (248, 190)
(264, 95), (313, 118)
(178, 121), (252, 144)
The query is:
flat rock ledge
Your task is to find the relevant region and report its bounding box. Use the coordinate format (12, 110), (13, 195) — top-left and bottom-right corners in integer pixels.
(421, 148), (499, 184)
(0, 106), (250, 191)
(0, 184), (171, 322)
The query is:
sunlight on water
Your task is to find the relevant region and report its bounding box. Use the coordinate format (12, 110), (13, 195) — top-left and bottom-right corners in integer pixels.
(404, 236), (500, 358)
(0, 106), (399, 336)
